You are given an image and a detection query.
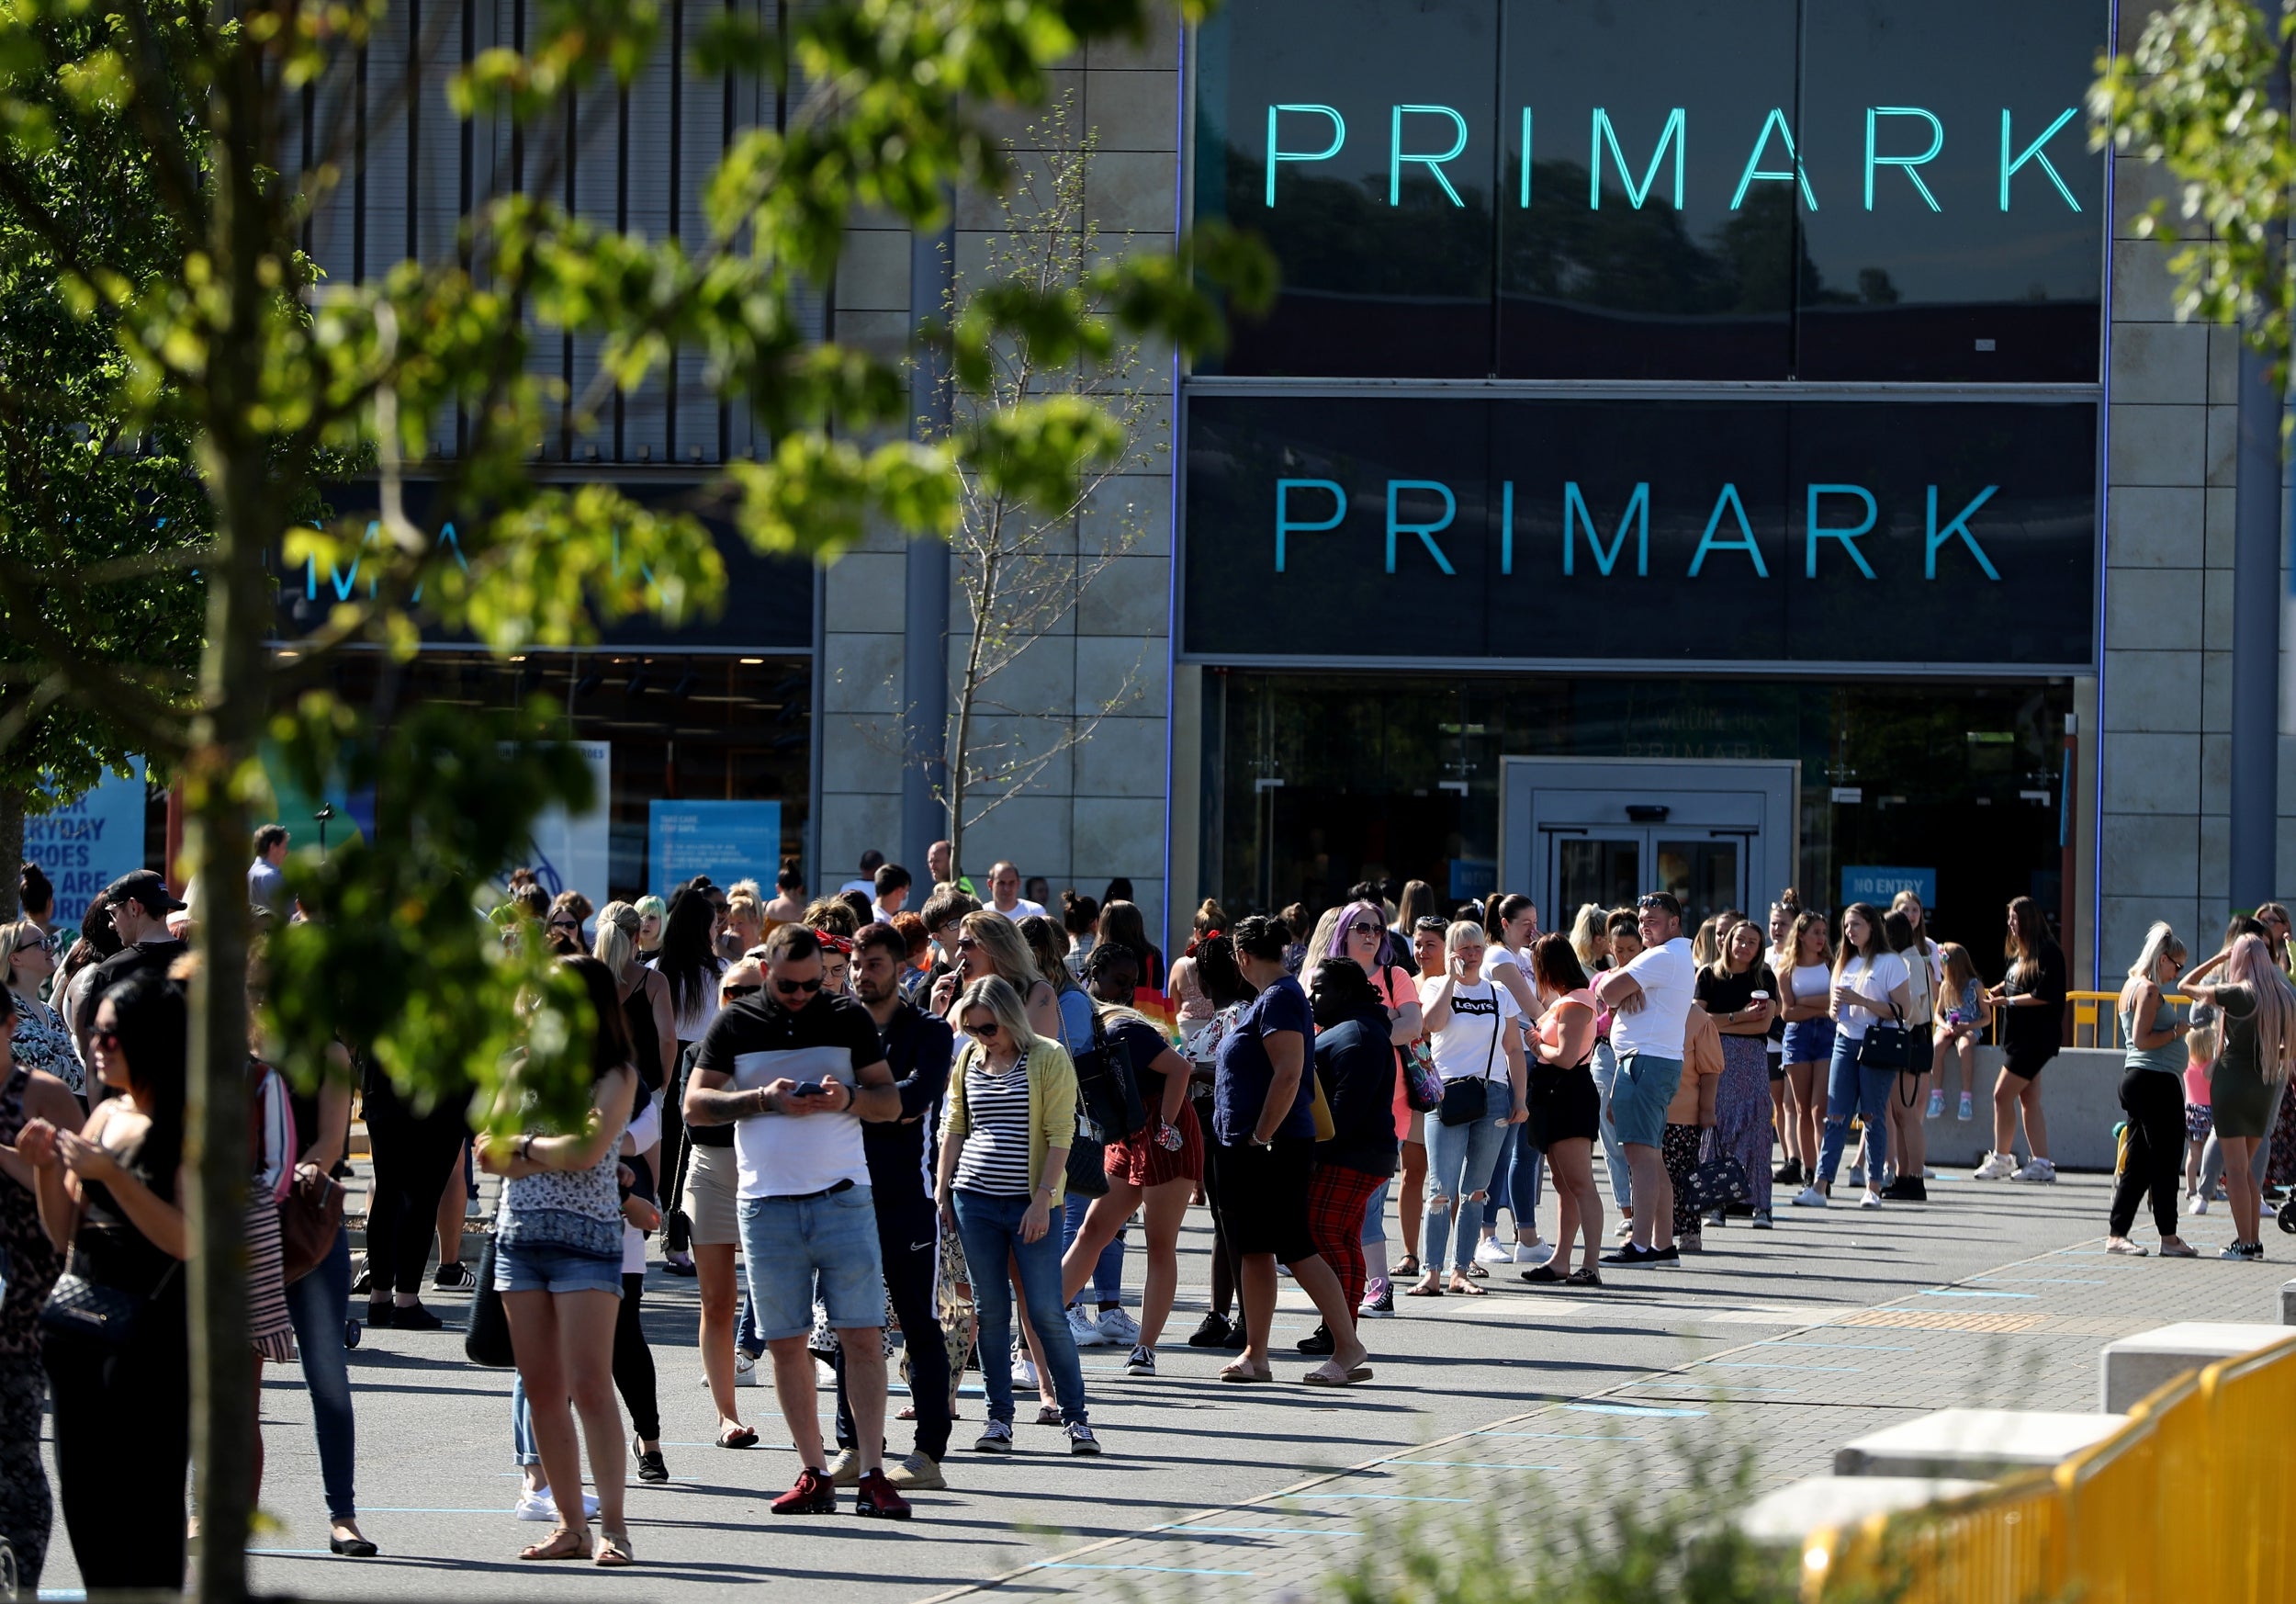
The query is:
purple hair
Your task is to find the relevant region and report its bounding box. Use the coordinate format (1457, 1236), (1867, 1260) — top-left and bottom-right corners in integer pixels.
(1326, 900), (1386, 962)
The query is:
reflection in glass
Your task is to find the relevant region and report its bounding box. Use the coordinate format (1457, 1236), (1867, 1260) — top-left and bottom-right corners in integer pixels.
(1559, 836), (1641, 918)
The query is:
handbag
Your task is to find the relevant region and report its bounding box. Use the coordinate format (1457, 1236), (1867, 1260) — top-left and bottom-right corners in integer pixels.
(1855, 1002), (1914, 1073)
(1071, 1011), (1146, 1141)
(278, 1162), (346, 1287)
(1686, 1152), (1752, 1211)
(1400, 1041), (1442, 1113)
(39, 1263), (177, 1351)
(1064, 1128), (1110, 1197)
(463, 1235), (517, 1368)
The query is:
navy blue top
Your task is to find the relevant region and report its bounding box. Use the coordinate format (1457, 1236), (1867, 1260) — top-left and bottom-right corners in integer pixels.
(1213, 976), (1315, 1146)
(861, 1001), (954, 1206)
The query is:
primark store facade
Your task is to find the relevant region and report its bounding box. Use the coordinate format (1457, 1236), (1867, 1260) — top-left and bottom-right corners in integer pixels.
(1167, 0), (2170, 988)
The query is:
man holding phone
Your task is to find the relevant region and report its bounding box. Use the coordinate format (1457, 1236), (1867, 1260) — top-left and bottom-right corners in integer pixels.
(685, 924), (910, 1519)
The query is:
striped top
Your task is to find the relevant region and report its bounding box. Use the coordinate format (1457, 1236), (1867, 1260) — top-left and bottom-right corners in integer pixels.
(953, 1055), (1035, 1196)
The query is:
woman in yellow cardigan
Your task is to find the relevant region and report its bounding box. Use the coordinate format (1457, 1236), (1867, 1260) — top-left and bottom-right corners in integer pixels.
(934, 975), (1101, 1456)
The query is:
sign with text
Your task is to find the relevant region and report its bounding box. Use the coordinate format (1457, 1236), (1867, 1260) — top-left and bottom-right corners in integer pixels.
(523, 741), (613, 904)
(1194, 0), (2105, 380)
(1183, 393), (2096, 667)
(648, 800), (782, 900)
(27, 759), (148, 934)
(1840, 864), (1938, 912)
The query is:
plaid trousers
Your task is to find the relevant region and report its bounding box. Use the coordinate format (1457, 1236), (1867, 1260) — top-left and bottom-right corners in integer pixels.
(1307, 1163), (1389, 1310)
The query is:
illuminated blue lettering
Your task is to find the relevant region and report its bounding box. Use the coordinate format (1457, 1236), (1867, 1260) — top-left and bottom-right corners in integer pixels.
(303, 516), (467, 602)
(1688, 485), (1768, 578)
(1563, 482), (1649, 577)
(1591, 107), (1684, 210)
(1386, 480), (1458, 574)
(1391, 105), (1469, 207)
(1274, 478), (1345, 572)
(1266, 105), (1345, 208)
(1730, 108), (1817, 210)
(1806, 485), (1878, 579)
(1926, 485), (2002, 579)
(2000, 107), (2081, 211)
(1519, 107), (1533, 208)
(1866, 107), (1944, 211)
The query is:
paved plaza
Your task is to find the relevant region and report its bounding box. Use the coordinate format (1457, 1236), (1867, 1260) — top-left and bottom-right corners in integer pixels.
(32, 1158), (2283, 1602)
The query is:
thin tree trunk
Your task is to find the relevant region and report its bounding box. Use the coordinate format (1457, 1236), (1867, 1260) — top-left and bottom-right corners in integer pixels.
(0, 789), (21, 921)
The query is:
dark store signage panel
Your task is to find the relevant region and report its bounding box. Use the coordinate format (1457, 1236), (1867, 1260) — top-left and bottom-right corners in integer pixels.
(1194, 0), (2105, 380)
(276, 480), (816, 651)
(1183, 395), (2096, 667)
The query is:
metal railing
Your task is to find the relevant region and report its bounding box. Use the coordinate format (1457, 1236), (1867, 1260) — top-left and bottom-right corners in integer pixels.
(1802, 1333), (2296, 1604)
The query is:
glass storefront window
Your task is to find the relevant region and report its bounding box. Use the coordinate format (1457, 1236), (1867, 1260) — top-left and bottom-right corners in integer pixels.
(1201, 669), (2065, 970)
(322, 650), (811, 903)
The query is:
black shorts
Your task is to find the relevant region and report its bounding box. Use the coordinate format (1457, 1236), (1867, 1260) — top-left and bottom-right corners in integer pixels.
(1209, 1136), (1316, 1263)
(2004, 1043), (2056, 1081)
(1527, 1063), (1601, 1152)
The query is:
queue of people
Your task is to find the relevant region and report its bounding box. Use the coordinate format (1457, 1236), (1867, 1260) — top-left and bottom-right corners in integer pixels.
(10, 836), (2296, 1587)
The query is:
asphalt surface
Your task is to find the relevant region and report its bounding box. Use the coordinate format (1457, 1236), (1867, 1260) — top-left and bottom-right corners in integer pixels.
(30, 1151), (2284, 1600)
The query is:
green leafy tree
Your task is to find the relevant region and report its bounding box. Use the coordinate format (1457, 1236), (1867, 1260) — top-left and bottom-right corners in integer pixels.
(2094, 0), (2296, 364)
(0, 1), (1268, 1595)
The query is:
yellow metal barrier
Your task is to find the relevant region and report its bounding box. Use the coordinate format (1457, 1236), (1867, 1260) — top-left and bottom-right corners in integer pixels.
(1803, 1335), (2296, 1604)
(2065, 989), (2190, 1053)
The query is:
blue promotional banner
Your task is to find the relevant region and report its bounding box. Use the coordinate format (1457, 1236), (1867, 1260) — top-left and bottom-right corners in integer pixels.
(1840, 864), (1936, 911)
(649, 800), (782, 899)
(26, 758), (149, 935)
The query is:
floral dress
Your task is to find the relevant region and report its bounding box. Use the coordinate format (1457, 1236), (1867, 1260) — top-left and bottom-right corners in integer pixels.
(9, 991), (78, 1096)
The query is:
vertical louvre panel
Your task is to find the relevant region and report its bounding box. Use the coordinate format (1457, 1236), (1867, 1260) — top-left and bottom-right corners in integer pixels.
(568, 83), (619, 458)
(305, 59), (357, 288)
(365, 20), (411, 284)
(673, 0), (730, 463)
(621, 45), (676, 461)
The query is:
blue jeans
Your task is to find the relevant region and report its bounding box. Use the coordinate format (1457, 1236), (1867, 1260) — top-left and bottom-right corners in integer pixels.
(1818, 1035), (1895, 1186)
(1360, 1177), (1391, 1245)
(1063, 1192), (1125, 1306)
(1488, 1124), (1544, 1237)
(1592, 1040), (1633, 1210)
(283, 1225), (357, 1519)
(511, 1372), (540, 1467)
(1424, 1079), (1512, 1271)
(952, 1190), (1089, 1427)
(737, 1187), (885, 1340)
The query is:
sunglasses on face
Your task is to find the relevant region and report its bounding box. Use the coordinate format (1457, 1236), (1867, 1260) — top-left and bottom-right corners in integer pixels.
(1349, 922), (1383, 938)
(956, 937), (980, 953)
(722, 982), (762, 999)
(963, 1019), (1001, 1040)
(771, 976), (823, 998)
(548, 918), (580, 931)
(91, 1027), (120, 1051)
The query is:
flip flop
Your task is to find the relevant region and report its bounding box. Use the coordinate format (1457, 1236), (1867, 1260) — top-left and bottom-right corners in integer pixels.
(1395, 1257), (1421, 1277)
(1218, 1362), (1273, 1384)
(1447, 1281), (1487, 1296)
(1403, 1283), (1444, 1297)
(716, 1425), (760, 1449)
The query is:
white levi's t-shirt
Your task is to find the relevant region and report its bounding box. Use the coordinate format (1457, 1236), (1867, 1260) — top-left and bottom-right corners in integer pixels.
(693, 993), (885, 1198)
(1610, 936), (1696, 1060)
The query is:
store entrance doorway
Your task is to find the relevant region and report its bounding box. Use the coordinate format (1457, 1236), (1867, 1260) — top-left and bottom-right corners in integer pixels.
(1499, 758), (1798, 935)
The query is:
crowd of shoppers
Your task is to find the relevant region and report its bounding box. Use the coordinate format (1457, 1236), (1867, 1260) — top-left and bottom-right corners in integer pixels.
(15, 824), (2296, 1587)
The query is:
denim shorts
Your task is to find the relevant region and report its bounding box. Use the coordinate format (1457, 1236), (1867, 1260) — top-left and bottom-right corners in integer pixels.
(1609, 1052), (1683, 1149)
(493, 1236), (624, 1298)
(737, 1184), (885, 1342)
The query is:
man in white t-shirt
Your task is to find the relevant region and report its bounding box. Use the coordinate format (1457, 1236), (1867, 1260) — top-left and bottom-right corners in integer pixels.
(1592, 891), (1694, 1267)
(986, 861), (1045, 921)
(838, 850), (886, 901)
(686, 924), (911, 1517)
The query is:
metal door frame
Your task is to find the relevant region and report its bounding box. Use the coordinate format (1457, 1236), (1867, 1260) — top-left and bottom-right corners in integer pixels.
(1499, 756), (1801, 916)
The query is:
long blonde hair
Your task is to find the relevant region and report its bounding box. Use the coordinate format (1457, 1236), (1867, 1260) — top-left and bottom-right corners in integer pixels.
(592, 900), (642, 975)
(956, 974), (1039, 1057)
(961, 909), (1042, 993)
(2123, 921), (2186, 988)
(2224, 933), (2296, 1085)
(1568, 903), (1608, 971)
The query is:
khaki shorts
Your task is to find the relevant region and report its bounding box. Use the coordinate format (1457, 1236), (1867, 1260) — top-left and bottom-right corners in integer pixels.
(681, 1142), (742, 1247)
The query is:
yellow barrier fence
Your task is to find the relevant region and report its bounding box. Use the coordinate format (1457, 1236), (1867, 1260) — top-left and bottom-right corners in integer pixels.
(1802, 1333), (2296, 1604)
(2065, 989), (2189, 1053)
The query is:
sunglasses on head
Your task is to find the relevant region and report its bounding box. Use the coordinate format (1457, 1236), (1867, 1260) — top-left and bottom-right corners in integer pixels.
(771, 976), (823, 998)
(1413, 916), (1448, 932)
(1637, 896), (1673, 911)
(722, 982), (762, 998)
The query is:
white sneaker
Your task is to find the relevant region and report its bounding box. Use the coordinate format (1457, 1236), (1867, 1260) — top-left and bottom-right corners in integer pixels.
(515, 1486), (599, 1521)
(1513, 1240), (1556, 1265)
(1973, 1152), (2019, 1180)
(1846, 1164), (1866, 1188)
(2010, 1158), (2056, 1183)
(1014, 1353), (1039, 1389)
(1615, 1216), (1636, 1241)
(1474, 1236), (1514, 1265)
(733, 1350), (762, 1387)
(1860, 1189), (1884, 1210)
(2189, 1193), (2212, 1216)
(1097, 1306), (1141, 1346)
(465, 1193), (485, 1219)
(1792, 1185), (1829, 1209)
(1921, 1166), (1936, 1180)
(1066, 1305), (1107, 1348)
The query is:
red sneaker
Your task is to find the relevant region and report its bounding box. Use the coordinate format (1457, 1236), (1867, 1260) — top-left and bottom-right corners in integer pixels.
(854, 1468), (913, 1520)
(771, 1468), (837, 1516)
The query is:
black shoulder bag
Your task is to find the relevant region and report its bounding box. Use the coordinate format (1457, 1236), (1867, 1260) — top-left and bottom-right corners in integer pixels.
(1070, 1008), (1146, 1142)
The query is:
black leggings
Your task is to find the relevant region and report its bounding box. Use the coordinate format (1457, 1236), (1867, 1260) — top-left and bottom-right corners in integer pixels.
(831, 1192), (952, 1463)
(44, 1303), (189, 1590)
(2110, 1067), (2187, 1239)
(1194, 1090), (1248, 1331)
(612, 1271), (659, 1442)
(365, 1098), (470, 1296)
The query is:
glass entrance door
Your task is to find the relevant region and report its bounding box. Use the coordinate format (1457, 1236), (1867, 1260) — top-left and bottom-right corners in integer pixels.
(1655, 837), (1746, 932)
(1555, 834), (1642, 921)
(1546, 830), (1749, 933)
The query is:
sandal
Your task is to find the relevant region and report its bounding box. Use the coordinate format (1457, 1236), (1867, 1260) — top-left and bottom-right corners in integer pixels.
(1447, 1279), (1486, 1296)
(1218, 1361), (1273, 1384)
(1301, 1362), (1357, 1387)
(715, 1425), (760, 1449)
(1464, 1261), (1489, 1280)
(595, 1530), (636, 1567)
(1034, 1403), (1063, 1427)
(520, 1525), (591, 1562)
(1395, 1256), (1421, 1278)
(1403, 1282), (1443, 1297)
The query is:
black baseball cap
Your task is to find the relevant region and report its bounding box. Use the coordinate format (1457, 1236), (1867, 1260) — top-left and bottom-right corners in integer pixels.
(105, 870), (186, 916)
